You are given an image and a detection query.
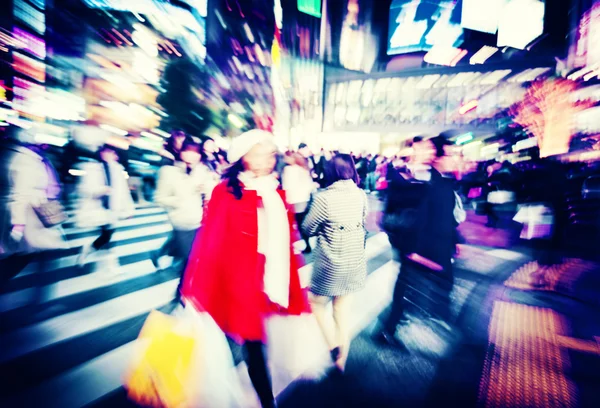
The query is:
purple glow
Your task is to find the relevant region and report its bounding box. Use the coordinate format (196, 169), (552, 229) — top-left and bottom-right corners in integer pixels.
(13, 27), (46, 59)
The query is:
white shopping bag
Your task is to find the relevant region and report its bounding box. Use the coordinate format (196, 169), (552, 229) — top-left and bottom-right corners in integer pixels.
(513, 204), (554, 240)
(266, 313), (330, 394)
(173, 305), (245, 408)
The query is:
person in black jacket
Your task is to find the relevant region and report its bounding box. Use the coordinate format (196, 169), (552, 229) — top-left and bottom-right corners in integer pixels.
(378, 135), (458, 347)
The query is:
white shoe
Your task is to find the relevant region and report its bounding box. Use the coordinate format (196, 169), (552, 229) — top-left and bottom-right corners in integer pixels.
(77, 243), (93, 267)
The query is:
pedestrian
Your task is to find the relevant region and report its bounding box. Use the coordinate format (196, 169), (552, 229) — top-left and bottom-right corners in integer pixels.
(302, 154), (368, 372)
(163, 129), (187, 163)
(180, 129), (310, 408)
(365, 154), (378, 193)
(76, 144), (135, 268)
(152, 138), (217, 282)
(0, 127), (69, 303)
(199, 136), (221, 175)
(282, 152), (316, 254)
(379, 135), (458, 346)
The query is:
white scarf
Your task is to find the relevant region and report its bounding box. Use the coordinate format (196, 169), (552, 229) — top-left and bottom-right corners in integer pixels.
(238, 172), (290, 308)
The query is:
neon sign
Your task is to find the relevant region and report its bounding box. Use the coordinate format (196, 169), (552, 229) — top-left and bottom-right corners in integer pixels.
(13, 27), (46, 59)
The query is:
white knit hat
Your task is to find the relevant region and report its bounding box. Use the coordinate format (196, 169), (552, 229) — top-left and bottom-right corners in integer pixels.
(227, 129), (274, 163)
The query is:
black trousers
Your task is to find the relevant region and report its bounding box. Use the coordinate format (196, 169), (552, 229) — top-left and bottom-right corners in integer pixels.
(384, 256), (454, 334)
(294, 212), (311, 250)
(92, 225), (114, 251)
(0, 250), (57, 303)
(244, 341), (275, 408)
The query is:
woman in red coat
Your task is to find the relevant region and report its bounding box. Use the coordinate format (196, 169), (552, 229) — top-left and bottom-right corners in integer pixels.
(181, 130), (309, 408)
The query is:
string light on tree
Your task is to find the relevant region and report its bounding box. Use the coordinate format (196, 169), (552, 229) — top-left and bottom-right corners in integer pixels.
(510, 77), (593, 158)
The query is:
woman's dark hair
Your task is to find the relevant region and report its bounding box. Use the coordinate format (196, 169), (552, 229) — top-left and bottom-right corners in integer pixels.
(325, 154), (359, 186)
(199, 137), (218, 171)
(224, 160), (245, 200)
(430, 135), (452, 158)
(181, 137), (201, 153)
(165, 129), (186, 157)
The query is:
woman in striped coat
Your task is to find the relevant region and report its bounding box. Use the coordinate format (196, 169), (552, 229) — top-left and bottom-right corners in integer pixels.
(302, 154), (368, 371)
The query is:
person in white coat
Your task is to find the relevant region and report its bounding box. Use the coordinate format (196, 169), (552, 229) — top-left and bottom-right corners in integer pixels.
(76, 144), (135, 267)
(282, 152), (316, 253)
(152, 138), (218, 282)
(0, 129), (68, 303)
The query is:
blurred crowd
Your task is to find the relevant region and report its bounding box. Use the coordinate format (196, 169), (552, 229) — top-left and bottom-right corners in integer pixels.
(2, 124), (600, 407)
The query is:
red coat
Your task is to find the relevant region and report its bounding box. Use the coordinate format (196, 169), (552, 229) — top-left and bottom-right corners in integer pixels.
(181, 181), (310, 343)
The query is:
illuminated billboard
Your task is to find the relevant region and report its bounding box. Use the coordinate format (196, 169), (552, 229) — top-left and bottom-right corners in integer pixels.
(497, 0), (545, 50)
(387, 0), (463, 55)
(298, 0), (322, 18)
(461, 0), (509, 34)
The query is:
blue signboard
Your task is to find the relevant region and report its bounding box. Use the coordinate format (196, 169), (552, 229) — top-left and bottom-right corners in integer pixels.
(387, 0), (463, 55)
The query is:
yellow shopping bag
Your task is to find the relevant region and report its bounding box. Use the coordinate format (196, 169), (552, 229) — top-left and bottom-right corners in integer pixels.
(125, 310), (199, 408)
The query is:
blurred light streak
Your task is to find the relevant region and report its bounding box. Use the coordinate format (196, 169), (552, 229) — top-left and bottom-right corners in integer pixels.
(133, 12), (145, 22)
(6, 117), (33, 129)
(245, 46), (255, 62)
(254, 44), (266, 66)
(424, 46), (466, 67)
(568, 67), (594, 81)
(583, 71), (599, 81)
(68, 169), (86, 176)
(102, 29), (122, 45)
(129, 159), (150, 167)
(512, 137), (538, 152)
(140, 131), (162, 141)
(132, 137), (161, 151)
(100, 124), (128, 136)
(99, 73), (135, 90)
(149, 106), (168, 117)
(416, 75), (441, 89)
(470, 46), (498, 65)
(13, 27), (45, 59)
(481, 143), (500, 155)
(462, 140), (483, 149)
(459, 100), (479, 115)
(228, 113), (244, 128)
(13, 52), (46, 82)
(152, 128), (170, 138)
(106, 135), (130, 150)
(455, 133), (474, 145)
(35, 133), (67, 147)
(164, 40), (181, 57)
(215, 10), (227, 29)
(232, 56), (242, 71)
(508, 68), (552, 83)
(112, 29), (133, 46)
(143, 154), (163, 162)
(479, 69), (512, 85)
(243, 23), (255, 43)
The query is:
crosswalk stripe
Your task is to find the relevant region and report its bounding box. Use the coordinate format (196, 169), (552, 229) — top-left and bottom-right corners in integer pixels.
(0, 231), (389, 364)
(0, 280), (178, 364)
(0, 260), (398, 408)
(64, 206), (163, 219)
(0, 260), (157, 313)
(65, 213), (170, 237)
(17, 236), (168, 278)
(68, 224), (173, 248)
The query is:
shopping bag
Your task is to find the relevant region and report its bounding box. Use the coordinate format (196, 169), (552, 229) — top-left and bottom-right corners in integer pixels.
(266, 313), (330, 394)
(125, 310), (198, 408)
(126, 307), (244, 408)
(487, 190), (515, 205)
(173, 305), (245, 408)
(513, 204), (554, 240)
(376, 177), (388, 191)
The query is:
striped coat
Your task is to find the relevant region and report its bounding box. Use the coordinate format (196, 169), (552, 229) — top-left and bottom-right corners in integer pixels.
(302, 180), (368, 297)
